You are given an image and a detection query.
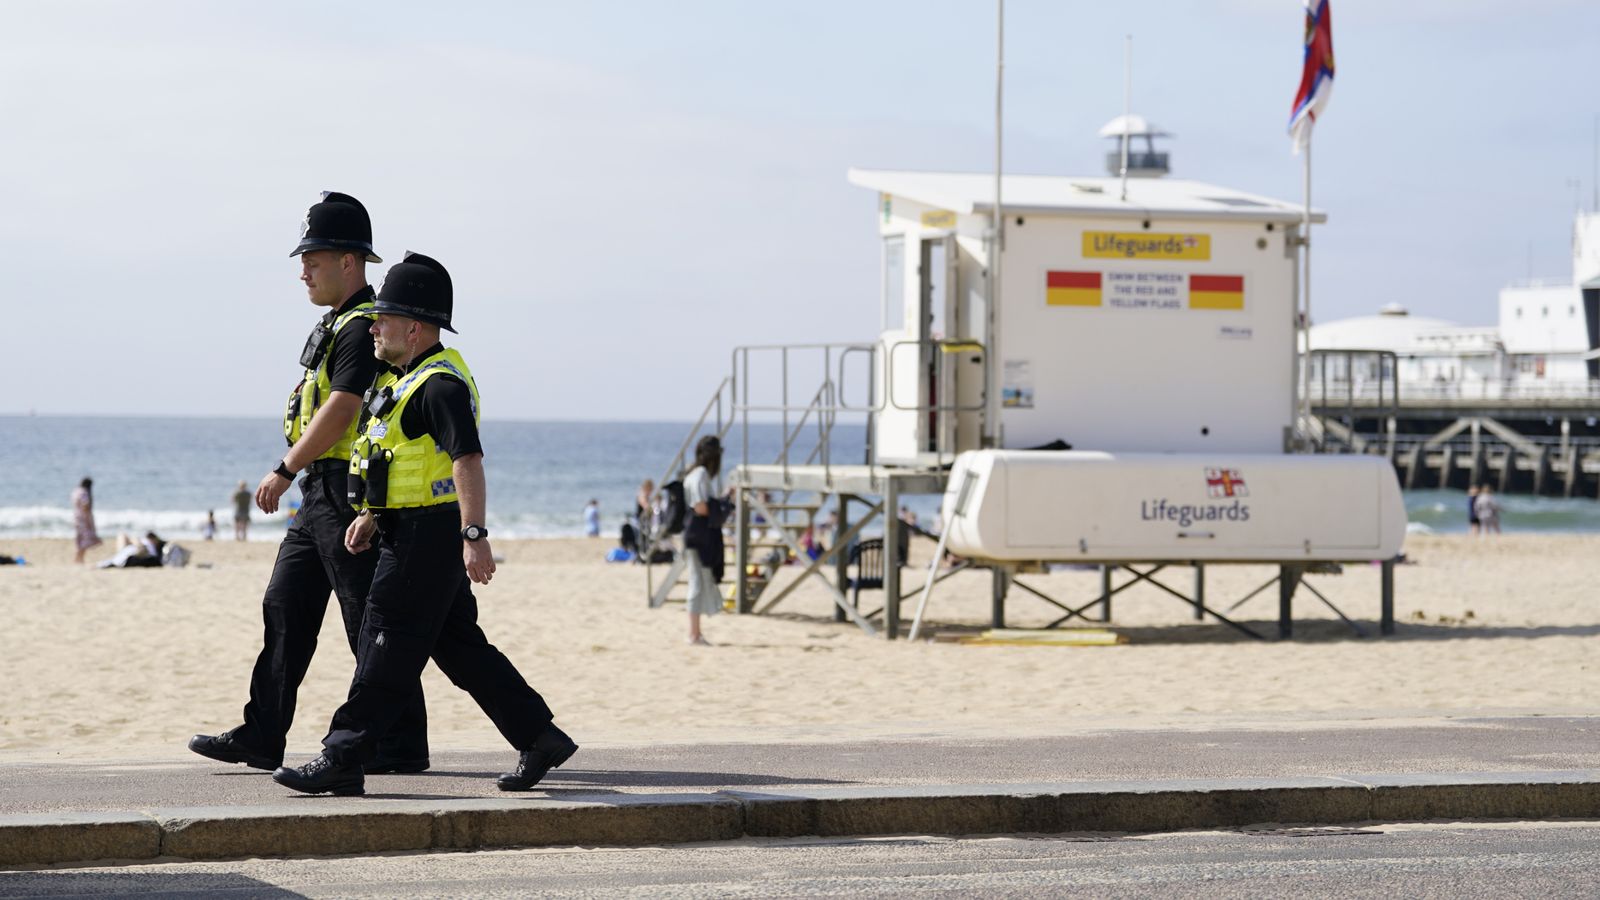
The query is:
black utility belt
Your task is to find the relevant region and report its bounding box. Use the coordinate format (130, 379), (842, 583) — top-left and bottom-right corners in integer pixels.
(375, 502), (460, 524)
(304, 459), (348, 477)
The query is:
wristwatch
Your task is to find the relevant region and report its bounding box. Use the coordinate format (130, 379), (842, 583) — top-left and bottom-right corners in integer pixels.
(461, 524), (488, 542)
(273, 460), (295, 481)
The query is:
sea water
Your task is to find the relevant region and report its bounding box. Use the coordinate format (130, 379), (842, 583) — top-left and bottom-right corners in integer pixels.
(0, 416), (872, 541)
(2, 415), (1596, 541)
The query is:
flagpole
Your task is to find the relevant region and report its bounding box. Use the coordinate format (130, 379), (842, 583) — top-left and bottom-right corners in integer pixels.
(1300, 137), (1312, 448)
(989, 0), (1004, 450)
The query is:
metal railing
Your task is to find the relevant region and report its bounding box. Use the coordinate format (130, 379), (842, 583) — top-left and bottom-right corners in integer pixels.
(1307, 350), (1398, 454)
(1309, 379), (1600, 404)
(730, 342), (877, 486)
(656, 375), (733, 488)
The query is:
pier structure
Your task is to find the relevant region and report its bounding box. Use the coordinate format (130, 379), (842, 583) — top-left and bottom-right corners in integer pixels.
(1306, 207), (1600, 496)
(1308, 348), (1600, 497)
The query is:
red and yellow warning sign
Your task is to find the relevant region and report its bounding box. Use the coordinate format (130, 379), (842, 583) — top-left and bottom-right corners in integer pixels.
(1046, 270), (1102, 306)
(1189, 274), (1245, 310)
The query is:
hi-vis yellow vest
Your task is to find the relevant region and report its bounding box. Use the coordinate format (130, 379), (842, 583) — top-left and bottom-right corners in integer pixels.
(349, 348), (480, 510)
(283, 301), (376, 462)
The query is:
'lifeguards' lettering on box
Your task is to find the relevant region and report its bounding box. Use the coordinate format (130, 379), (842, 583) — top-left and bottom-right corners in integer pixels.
(1084, 231), (1211, 261)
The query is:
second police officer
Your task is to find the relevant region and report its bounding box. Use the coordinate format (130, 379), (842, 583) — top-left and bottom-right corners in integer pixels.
(189, 193), (431, 774)
(273, 251), (577, 796)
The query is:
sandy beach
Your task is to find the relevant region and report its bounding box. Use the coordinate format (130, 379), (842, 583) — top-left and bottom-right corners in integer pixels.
(1, 533), (1596, 763)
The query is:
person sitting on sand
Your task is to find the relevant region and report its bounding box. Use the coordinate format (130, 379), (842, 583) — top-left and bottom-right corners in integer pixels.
(97, 531), (167, 569)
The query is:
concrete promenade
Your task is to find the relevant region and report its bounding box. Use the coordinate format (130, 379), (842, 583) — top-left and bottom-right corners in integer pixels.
(3, 716), (1597, 867)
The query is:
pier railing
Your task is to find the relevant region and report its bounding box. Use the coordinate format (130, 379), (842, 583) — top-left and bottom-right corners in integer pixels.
(1309, 378), (1600, 404)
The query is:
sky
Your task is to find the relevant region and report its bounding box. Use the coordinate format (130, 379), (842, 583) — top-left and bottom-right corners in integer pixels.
(3, 0), (1597, 420)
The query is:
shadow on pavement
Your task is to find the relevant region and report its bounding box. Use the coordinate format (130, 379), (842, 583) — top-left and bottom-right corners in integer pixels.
(0, 872), (305, 896)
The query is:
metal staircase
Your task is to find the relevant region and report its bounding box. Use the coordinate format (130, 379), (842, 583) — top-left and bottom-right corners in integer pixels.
(645, 372), (848, 610)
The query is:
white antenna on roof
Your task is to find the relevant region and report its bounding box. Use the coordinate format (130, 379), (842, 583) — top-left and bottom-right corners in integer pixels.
(1120, 34), (1132, 202)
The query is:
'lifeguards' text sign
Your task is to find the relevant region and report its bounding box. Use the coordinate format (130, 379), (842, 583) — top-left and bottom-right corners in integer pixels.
(1083, 231), (1211, 261)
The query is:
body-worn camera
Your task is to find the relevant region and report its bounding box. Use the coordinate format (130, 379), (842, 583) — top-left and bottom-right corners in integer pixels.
(363, 384), (397, 420)
(298, 320), (334, 370)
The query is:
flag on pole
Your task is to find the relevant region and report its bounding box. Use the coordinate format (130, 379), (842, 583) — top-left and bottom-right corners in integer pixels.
(1288, 0), (1334, 154)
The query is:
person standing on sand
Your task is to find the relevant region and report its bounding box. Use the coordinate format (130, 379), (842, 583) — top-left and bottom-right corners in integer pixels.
(71, 477), (102, 564)
(1467, 484), (1481, 536)
(232, 481), (251, 541)
(583, 498), (600, 537)
(1474, 484), (1502, 536)
(190, 192), (430, 776)
(681, 435), (728, 647)
(273, 252), (575, 796)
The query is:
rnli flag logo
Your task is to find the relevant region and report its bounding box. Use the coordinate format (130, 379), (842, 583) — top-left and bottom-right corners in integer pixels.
(1205, 468), (1248, 498)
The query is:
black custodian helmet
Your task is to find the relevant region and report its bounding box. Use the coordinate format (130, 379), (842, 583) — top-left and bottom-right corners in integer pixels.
(290, 191), (382, 263)
(373, 251), (456, 333)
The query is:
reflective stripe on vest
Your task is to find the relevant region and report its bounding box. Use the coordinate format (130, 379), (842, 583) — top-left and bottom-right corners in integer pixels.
(349, 347), (480, 510)
(283, 301), (376, 461)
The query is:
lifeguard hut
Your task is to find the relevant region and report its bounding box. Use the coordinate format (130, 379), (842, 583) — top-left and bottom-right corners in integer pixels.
(647, 122), (1406, 640)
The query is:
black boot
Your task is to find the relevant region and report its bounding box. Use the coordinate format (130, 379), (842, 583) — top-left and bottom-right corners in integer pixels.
(188, 729), (282, 771)
(366, 756), (431, 775)
(497, 725), (578, 791)
(272, 753), (365, 796)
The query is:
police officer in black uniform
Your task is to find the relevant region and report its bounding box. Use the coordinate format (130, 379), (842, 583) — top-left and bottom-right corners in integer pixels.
(273, 252), (576, 797)
(189, 193), (430, 774)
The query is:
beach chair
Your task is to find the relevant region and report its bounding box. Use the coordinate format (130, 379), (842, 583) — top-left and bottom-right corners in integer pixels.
(836, 538), (902, 622)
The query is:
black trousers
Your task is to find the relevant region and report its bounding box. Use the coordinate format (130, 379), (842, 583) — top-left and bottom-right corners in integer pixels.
(322, 509), (554, 765)
(233, 466), (429, 761)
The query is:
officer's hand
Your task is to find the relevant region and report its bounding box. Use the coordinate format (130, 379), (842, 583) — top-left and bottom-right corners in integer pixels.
(466, 539), (496, 585)
(345, 512), (378, 554)
(256, 471), (290, 514)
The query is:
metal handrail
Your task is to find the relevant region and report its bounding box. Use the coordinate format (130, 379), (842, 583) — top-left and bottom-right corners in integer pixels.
(658, 375), (732, 488)
(731, 343), (875, 482)
(776, 381), (833, 484)
(883, 338), (988, 413)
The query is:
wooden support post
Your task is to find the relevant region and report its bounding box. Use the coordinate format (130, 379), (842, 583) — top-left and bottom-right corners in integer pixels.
(1534, 446), (1551, 496)
(991, 565), (1008, 629)
(1404, 444), (1423, 489)
(1278, 565), (1299, 640)
(1438, 445), (1455, 490)
(1467, 443), (1485, 491)
(1564, 446), (1580, 498)
(735, 486), (752, 614)
(1386, 416), (1397, 461)
(1380, 558), (1395, 636)
(1497, 448), (1513, 493)
(883, 476), (901, 640)
(1193, 563), (1205, 620)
